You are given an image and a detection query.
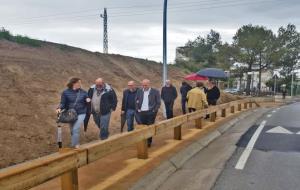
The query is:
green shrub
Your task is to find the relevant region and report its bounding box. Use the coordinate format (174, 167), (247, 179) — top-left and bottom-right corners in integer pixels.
(14, 35), (41, 47)
(0, 28), (41, 47)
(0, 28), (12, 40)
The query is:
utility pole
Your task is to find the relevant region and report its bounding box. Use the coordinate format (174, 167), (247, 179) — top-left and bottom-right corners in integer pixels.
(291, 70), (294, 97)
(163, 0), (168, 85)
(100, 8), (108, 54)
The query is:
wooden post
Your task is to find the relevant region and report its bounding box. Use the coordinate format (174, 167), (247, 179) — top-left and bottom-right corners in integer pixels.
(174, 125), (182, 140)
(244, 102), (248, 109)
(238, 104), (242, 111)
(231, 106), (235, 113)
(61, 168), (78, 190)
(59, 148), (78, 190)
(210, 112), (216, 122)
(249, 102), (253, 108)
(221, 109), (226, 117)
(195, 117), (203, 129)
(137, 139), (148, 159)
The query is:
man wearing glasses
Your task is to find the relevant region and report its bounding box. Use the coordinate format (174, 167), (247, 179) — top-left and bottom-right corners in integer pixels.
(121, 81), (138, 132)
(135, 79), (161, 147)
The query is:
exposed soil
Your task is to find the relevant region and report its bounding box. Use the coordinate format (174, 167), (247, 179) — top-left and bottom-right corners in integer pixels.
(0, 40), (240, 169)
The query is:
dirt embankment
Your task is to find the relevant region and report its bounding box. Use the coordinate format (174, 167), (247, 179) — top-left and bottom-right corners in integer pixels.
(0, 40), (239, 169)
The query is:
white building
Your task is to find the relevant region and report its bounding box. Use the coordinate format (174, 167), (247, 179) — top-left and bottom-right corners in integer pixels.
(229, 62), (272, 91)
(175, 47), (190, 62)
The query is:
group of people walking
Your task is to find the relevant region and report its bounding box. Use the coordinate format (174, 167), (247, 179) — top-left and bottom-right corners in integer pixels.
(180, 81), (220, 114)
(56, 77), (220, 148)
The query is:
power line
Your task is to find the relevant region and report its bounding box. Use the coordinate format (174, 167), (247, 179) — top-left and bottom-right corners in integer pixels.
(3, 0), (286, 27)
(3, 0), (282, 25)
(110, 0), (284, 18)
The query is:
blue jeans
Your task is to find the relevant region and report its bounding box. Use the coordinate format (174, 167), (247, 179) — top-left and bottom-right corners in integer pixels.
(126, 109), (135, 132)
(93, 112), (111, 140)
(69, 114), (86, 147)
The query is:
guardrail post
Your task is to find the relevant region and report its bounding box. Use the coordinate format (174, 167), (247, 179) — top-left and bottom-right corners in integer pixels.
(231, 105), (235, 113)
(244, 102), (248, 109)
(238, 104), (242, 111)
(195, 117), (203, 129)
(210, 112), (217, 122)
(221, 108), (226, 117)
(249, 101), (253, 108)
(61, 168), (78, 190)
(137, 139), (148, 159)
(174, 125), (182, 140)
(59, 149), (78, 190)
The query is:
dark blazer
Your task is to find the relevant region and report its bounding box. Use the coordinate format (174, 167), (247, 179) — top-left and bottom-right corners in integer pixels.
(121, 89), (138, 112)
(180, 84), (192, 100)
(135, 88), (161, 112)
(161, 85), (177, 103)
(206, 86), (220, 101)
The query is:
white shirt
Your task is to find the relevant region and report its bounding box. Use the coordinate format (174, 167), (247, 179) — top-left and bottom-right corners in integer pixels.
(141, 88), (151, 111)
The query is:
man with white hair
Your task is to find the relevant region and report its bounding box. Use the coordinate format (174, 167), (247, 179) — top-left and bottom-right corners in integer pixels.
(135, 79), (161, 147)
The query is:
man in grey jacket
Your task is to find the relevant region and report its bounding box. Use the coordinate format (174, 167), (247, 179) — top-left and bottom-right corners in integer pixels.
(135, 79), (161, 147)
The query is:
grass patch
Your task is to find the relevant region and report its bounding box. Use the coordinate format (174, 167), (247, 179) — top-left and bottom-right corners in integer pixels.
(0, 27), (41, 47)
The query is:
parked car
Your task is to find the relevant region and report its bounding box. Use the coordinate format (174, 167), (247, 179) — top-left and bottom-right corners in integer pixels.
(223, 88), (239, 94)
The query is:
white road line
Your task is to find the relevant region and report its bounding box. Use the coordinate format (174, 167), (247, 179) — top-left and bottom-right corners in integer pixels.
(272, 110), (277, 113)
(235, 120), (267, 170)
(267, 114), (272, 118)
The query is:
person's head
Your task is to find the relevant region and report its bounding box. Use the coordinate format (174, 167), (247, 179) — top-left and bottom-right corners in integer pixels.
(196, 81), (204, 88)
(165, 79), (171, 87)
(210, 81), (216, 87)
(67, 77), (81, 90)
(141, 79), (151, 90)
(127, 81), (136, 91)
(95, 78), (104, 89)
(182, 81), (187, 86)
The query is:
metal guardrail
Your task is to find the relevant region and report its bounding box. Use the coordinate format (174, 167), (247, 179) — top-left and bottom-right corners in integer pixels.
(0, 98), (269, 190)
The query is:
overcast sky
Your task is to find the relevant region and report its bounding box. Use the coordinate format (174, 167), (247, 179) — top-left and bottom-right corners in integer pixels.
(1, 0), (299, 62)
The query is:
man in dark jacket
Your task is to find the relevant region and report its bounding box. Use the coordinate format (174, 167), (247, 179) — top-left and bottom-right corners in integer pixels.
(87, 78), (117, 140)
(180, 81), (192, 114)
(161, 80), (177, 119)
(206, 81), (220, 105)
(136, 79), (161, 147)
(121, 81), (138, 132)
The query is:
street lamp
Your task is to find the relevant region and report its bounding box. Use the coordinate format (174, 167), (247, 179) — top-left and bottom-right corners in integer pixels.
(163, 0), (168, 86)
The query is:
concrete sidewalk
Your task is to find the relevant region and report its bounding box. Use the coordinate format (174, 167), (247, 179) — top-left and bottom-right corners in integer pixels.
(133, 108), (269, 190)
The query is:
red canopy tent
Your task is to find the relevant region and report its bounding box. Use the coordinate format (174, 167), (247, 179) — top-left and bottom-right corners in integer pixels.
(184, 73), (208, 81)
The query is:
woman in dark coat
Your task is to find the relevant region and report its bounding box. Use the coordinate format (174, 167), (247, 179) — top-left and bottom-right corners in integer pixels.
(56, 77), (90, 148)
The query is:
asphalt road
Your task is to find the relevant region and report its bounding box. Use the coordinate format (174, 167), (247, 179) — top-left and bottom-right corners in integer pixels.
(213, 102), (300, 190)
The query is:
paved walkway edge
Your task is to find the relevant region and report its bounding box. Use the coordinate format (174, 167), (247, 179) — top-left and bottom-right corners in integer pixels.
(129, 109), (266, 190)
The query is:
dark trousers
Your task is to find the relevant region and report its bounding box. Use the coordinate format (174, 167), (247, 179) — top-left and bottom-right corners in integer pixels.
(188, 108), (196, 113)
(181, 99), (187, 114)
(137, 111), (157, 146)
(164, 101), (174, 119)
(208, 99), (217, 106)
(206, 99), (217, 119)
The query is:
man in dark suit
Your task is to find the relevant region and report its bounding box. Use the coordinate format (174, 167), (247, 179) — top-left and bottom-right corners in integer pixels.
(161, 79), (177, 119)
(135, 79), (161, 147)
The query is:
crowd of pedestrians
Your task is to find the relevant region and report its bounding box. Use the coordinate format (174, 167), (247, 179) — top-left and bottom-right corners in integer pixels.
(57, 77), (220, 148)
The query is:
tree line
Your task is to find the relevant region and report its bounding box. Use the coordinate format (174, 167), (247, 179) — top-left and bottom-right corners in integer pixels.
(175, 24), (300, 95)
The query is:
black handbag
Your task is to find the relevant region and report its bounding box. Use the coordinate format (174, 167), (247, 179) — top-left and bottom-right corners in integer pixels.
(57, 91), (80, 123)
